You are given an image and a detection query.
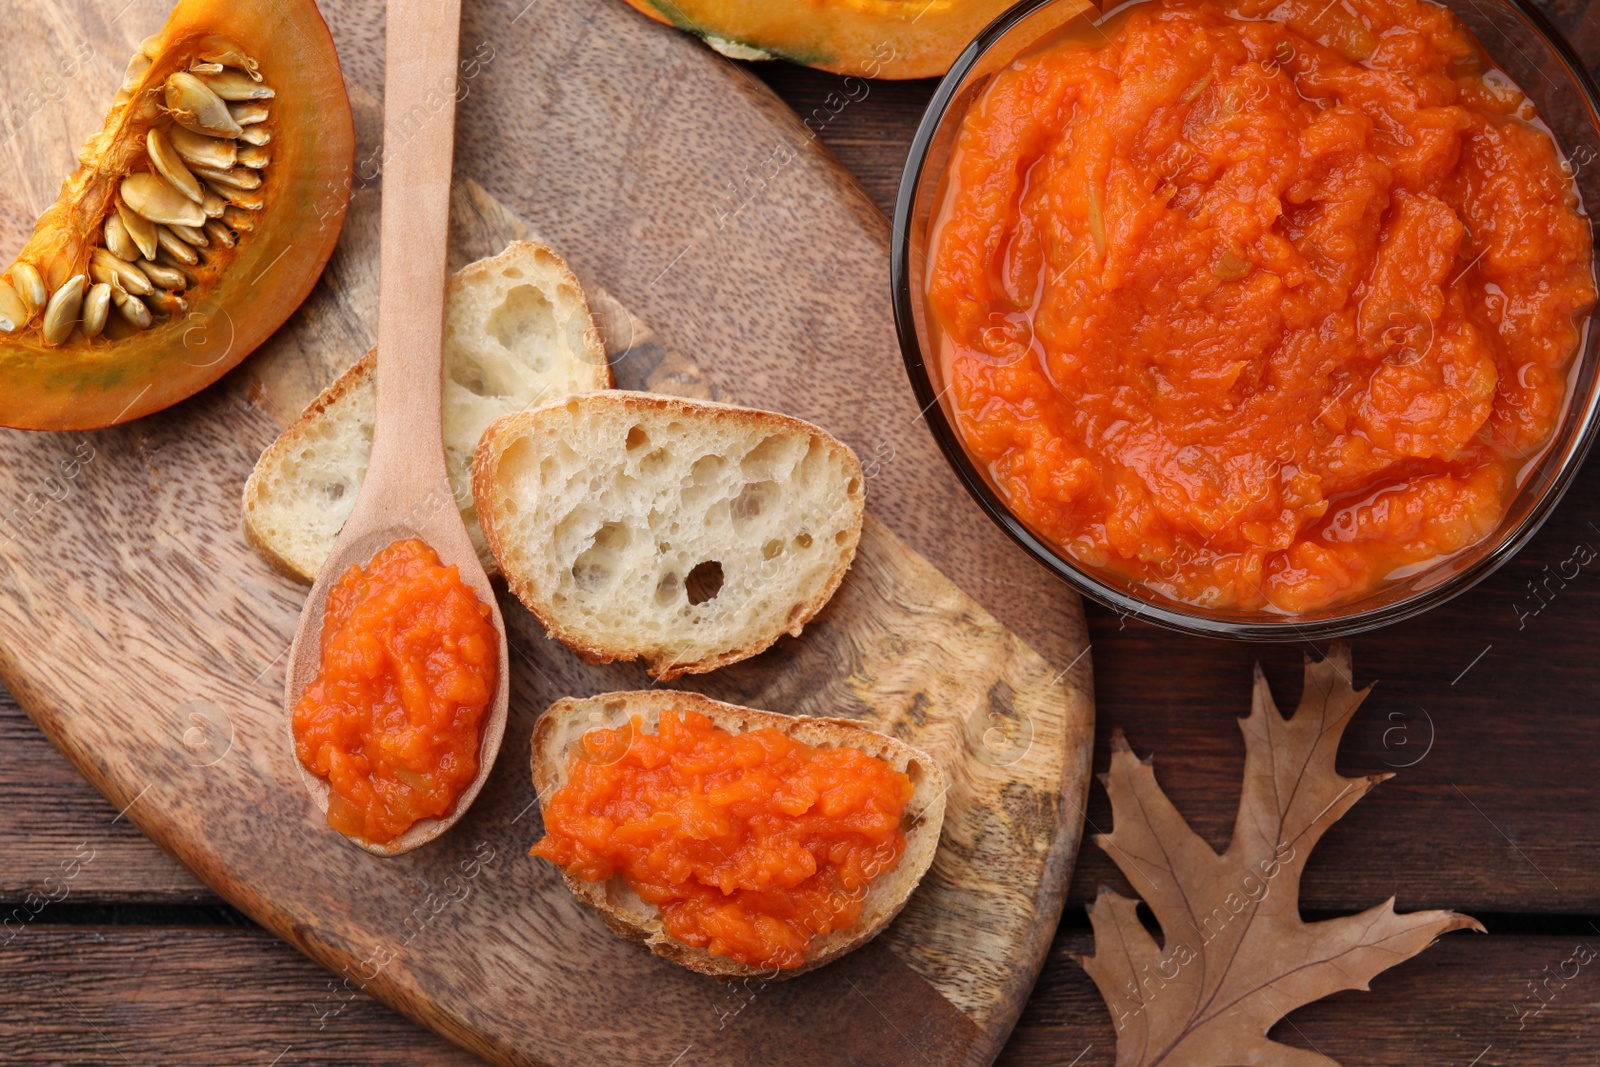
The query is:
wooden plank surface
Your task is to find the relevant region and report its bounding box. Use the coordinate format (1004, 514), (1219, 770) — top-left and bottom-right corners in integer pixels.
(2, 926), (485, 1066)
(1006, 929), (1600, 1066)
(7, 0), (1600, 1064)
(4, 924), (1597, 1066)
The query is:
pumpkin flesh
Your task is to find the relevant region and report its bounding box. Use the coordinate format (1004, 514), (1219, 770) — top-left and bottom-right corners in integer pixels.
(0, 0), (353, 430)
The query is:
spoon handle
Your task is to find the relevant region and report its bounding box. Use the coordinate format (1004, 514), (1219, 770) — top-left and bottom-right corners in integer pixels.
(366, 0), (464, 501)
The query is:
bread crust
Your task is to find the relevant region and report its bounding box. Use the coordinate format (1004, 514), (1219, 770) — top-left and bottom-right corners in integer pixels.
(472, 391), (865, 679)
(454, 242), (614, 387)
(241, 241), (612, 584)
(241, 349), (380, 583)
(529, 690), (947, 979)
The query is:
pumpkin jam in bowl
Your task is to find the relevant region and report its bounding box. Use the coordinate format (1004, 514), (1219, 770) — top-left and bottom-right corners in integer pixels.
(531, 710), (915, 972)
(292, 538), (500, 845)
(894, 0), (1600, 637)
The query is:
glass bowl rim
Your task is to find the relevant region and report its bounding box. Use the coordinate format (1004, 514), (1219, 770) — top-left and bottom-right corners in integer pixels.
(890, 0), (1600, 641)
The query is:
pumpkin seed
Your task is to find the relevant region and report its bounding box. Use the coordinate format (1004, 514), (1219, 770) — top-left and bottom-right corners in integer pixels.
(156, 226), (199, 265)
(104, 213), (142, 262)
(168, 222), (209, 247)
(193, 164), (261, 191)
(164, 72), (244, 138)
(222, 207), (256, 232)
(113, 88), (133, 111)
(139, 34), (162, 58)
(11, 263), (45, 313)
(239, 126), (272, 147)
(156, 246), (192, 272)
(203, 220), (237, 248)
(167, 126), (238, 170)
(91, 248), (155, 297)
(87, 257), (121, 294)
(140, 260), (186, 290)
(81, 283), (111, 338)
(200, 69), (274, 101)
(0, 281), (27, 332)
(188, 61), (224, 75)
(113, 290), (152, 330)
(122, 173), (207, 227)
(229, 102), (270, 126)
(116, 200), (160, 260)
(201, 190), (229, 218)
(123, 53), (152, 92)
(200, 51), (262, 80)
(41, 274), (87, 346)
(238, 145), (270, 169)
(209, 183), (265, 211)
(146, 128), (204, 204)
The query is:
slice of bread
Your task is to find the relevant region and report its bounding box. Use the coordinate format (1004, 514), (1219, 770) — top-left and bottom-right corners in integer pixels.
(242, 241), (611, 581)
(472, 391), (865, 680)
(531, 690), (947, 978)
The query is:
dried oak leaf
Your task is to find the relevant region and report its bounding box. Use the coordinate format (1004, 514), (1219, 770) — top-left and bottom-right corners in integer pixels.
(1078, 643), (1482, 1066)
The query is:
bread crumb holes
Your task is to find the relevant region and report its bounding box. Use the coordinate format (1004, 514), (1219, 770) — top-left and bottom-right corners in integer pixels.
(685, 560), (724, 604)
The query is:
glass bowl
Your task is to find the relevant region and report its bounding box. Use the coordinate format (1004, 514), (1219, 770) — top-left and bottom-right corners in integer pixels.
(892, 0), (1600, 640)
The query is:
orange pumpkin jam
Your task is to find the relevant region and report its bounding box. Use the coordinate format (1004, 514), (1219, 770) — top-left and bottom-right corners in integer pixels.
(927, 0), (1595, 612)
(530, 710), (914, 970)
(293, 538), (499, 844)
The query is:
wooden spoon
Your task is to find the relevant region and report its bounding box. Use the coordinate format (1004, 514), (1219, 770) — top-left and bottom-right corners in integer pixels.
(282, 0), (508, 857)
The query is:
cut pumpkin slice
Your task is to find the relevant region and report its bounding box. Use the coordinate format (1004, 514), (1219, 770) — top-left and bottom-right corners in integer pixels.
(618, 0), (1024, 79)
(0, 0), (353, 430)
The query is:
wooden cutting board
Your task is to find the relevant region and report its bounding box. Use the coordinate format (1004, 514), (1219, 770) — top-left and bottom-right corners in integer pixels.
(0, 1), (1095, 1064)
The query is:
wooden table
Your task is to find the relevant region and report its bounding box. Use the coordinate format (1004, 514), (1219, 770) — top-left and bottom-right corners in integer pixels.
(5, 10), (1600, 1063)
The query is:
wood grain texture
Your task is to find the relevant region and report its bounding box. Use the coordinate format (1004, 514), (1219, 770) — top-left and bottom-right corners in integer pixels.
(0, 2), (1093, 1065)
(281, 0), (512, 860)
(452, 177), (1093, 1027)
(441, 0), (1091, 672)
(5, 924), (1598, 1066)
(0, 700), (215, 905)
(8, 0), (1600, 1064)
(14, 545), (1600, 921)
(2, 926), (484, 1066)
(1001, 929), (1600, 1067)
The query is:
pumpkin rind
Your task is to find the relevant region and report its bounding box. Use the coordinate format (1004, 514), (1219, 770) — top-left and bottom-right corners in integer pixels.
(619, 0), (1023, 79)
(0, 0), (354, 431)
